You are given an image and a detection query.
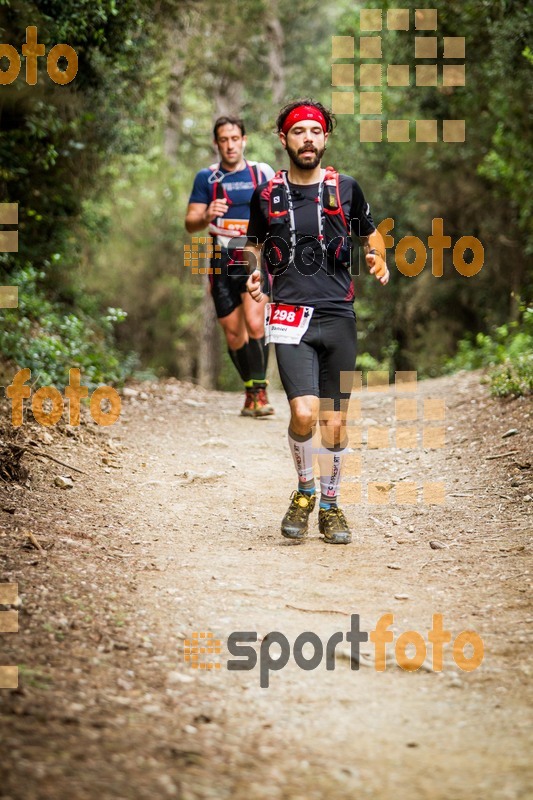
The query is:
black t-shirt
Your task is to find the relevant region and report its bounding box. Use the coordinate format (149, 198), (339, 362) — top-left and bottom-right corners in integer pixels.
(247, 174), (375, 317)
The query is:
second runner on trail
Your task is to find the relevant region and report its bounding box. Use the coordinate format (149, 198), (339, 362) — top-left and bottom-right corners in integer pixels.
(185, 116), (275, 417)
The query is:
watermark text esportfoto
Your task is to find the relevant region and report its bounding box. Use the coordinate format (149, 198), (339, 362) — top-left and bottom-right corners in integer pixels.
(186, 217), (484, 278)
(186, 613), (485, 688)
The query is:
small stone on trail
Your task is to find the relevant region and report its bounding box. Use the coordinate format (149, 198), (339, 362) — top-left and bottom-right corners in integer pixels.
(167, 671), (194, 684)
(142, 704), (162, 714)
(183, 724), (198, 734)
(54, 476), (73, 489)
(157, 775), (179, 797)
(429, 540), (447, 549)
(387, 563), (402, 570)
(391, 516), (402, 526)
(395, 594), (409, 600)
(181, 470), (225, 483)
(502, 428), (518, 438)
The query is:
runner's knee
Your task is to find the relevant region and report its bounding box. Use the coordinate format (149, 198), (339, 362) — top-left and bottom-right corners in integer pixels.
(247, 320), (264, 339)
(290, 398), (317, 435)
(320, 417), (345, 448)
(244, 301), (266, 339)
(224, 329), (247, 350)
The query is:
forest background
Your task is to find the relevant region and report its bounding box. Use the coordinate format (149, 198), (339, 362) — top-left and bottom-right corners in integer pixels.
(0, 0), (531, 395)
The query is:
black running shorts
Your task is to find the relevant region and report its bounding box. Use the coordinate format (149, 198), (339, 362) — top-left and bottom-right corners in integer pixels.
(209, 249), (269, 319)
(275, 314), (357, 409)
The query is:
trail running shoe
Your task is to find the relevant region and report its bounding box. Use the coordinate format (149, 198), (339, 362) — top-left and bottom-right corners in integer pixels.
(240, 388), (256, 417)
(318, 506), (352, 545)
(281, 490), (316, 540)
(254, 385), (274, 417)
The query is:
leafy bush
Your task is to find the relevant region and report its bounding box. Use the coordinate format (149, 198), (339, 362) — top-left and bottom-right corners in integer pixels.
(0, 0), (163, 392)
(0, 265), (136, 388)
(446, 305), (533, 397)
(491, 354), (533, 398)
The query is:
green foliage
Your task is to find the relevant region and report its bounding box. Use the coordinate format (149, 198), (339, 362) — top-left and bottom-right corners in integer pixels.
(0, 265), (135, 387)
(0, 0), (174, 386)
(491, 355), (533, 399)
(84, 155), (205, 378)
(446, 305), (533, 397)
(333, 0), (533, 375)
(0, 0), (165, 265)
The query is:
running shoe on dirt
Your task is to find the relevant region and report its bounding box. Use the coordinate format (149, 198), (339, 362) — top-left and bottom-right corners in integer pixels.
(281, 490), (316, 540)
(318, 505), (352, 545)
(240, 388), (256, 417)
(254, 385), (274, 417)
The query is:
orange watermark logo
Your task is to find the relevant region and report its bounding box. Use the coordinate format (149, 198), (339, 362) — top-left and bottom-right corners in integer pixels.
(331, 8), (466, 143)
(5, 368), (121, 427)
(184, 631), (223, 670)
(377, 217), (483, 277)
(314, 370), (447, 507)
(0, 26), (78, 86)
(0, 202), (19, 308)
(0, 583), (19, 689)
(184, 238), (222, 274)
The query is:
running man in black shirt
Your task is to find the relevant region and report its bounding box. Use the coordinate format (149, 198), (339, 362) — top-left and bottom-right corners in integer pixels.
(245, 99), (389, 544)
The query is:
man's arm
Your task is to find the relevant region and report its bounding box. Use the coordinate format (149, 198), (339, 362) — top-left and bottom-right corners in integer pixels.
(243, 185), (269, 300)
(361, 229), (390, 285)
(185, 199), (229, 234)
(244, 242), (264, 301)
(185, 169), (229, 233)
(348, 178), (390, 286)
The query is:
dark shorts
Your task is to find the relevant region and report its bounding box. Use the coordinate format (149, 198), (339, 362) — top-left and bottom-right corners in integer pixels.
(209, 249), (269, 319)
(275, 313), (357, 409)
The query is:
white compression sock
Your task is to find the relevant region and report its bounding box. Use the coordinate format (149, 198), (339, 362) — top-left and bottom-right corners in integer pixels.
(288, 428), (315, 483)
(318, 443), (348, 501)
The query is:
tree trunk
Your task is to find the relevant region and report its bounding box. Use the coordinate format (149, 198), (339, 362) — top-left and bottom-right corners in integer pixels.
(164, 58), (186, 160)
(214, 72), (244, 117)
(198, 272), (221, 389)
(266, 2), (285, 104)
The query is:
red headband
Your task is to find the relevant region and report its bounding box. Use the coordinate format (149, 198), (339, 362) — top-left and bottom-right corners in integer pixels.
(281, 105), (327, 135)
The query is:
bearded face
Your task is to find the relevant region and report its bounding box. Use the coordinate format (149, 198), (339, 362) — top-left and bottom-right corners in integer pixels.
(285, 140), (326, 170)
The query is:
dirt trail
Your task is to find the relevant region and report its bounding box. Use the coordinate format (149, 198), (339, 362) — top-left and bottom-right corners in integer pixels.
(0, 372), (531, 800)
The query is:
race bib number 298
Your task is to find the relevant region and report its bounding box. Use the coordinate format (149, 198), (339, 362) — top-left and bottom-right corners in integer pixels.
(265, 303), (314, 345)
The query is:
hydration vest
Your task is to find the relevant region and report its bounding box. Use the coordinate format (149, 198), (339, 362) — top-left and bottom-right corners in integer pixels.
(208, 160), (261, 203)
(207, 161), (261, 242)
(260, 167), (352, 271)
